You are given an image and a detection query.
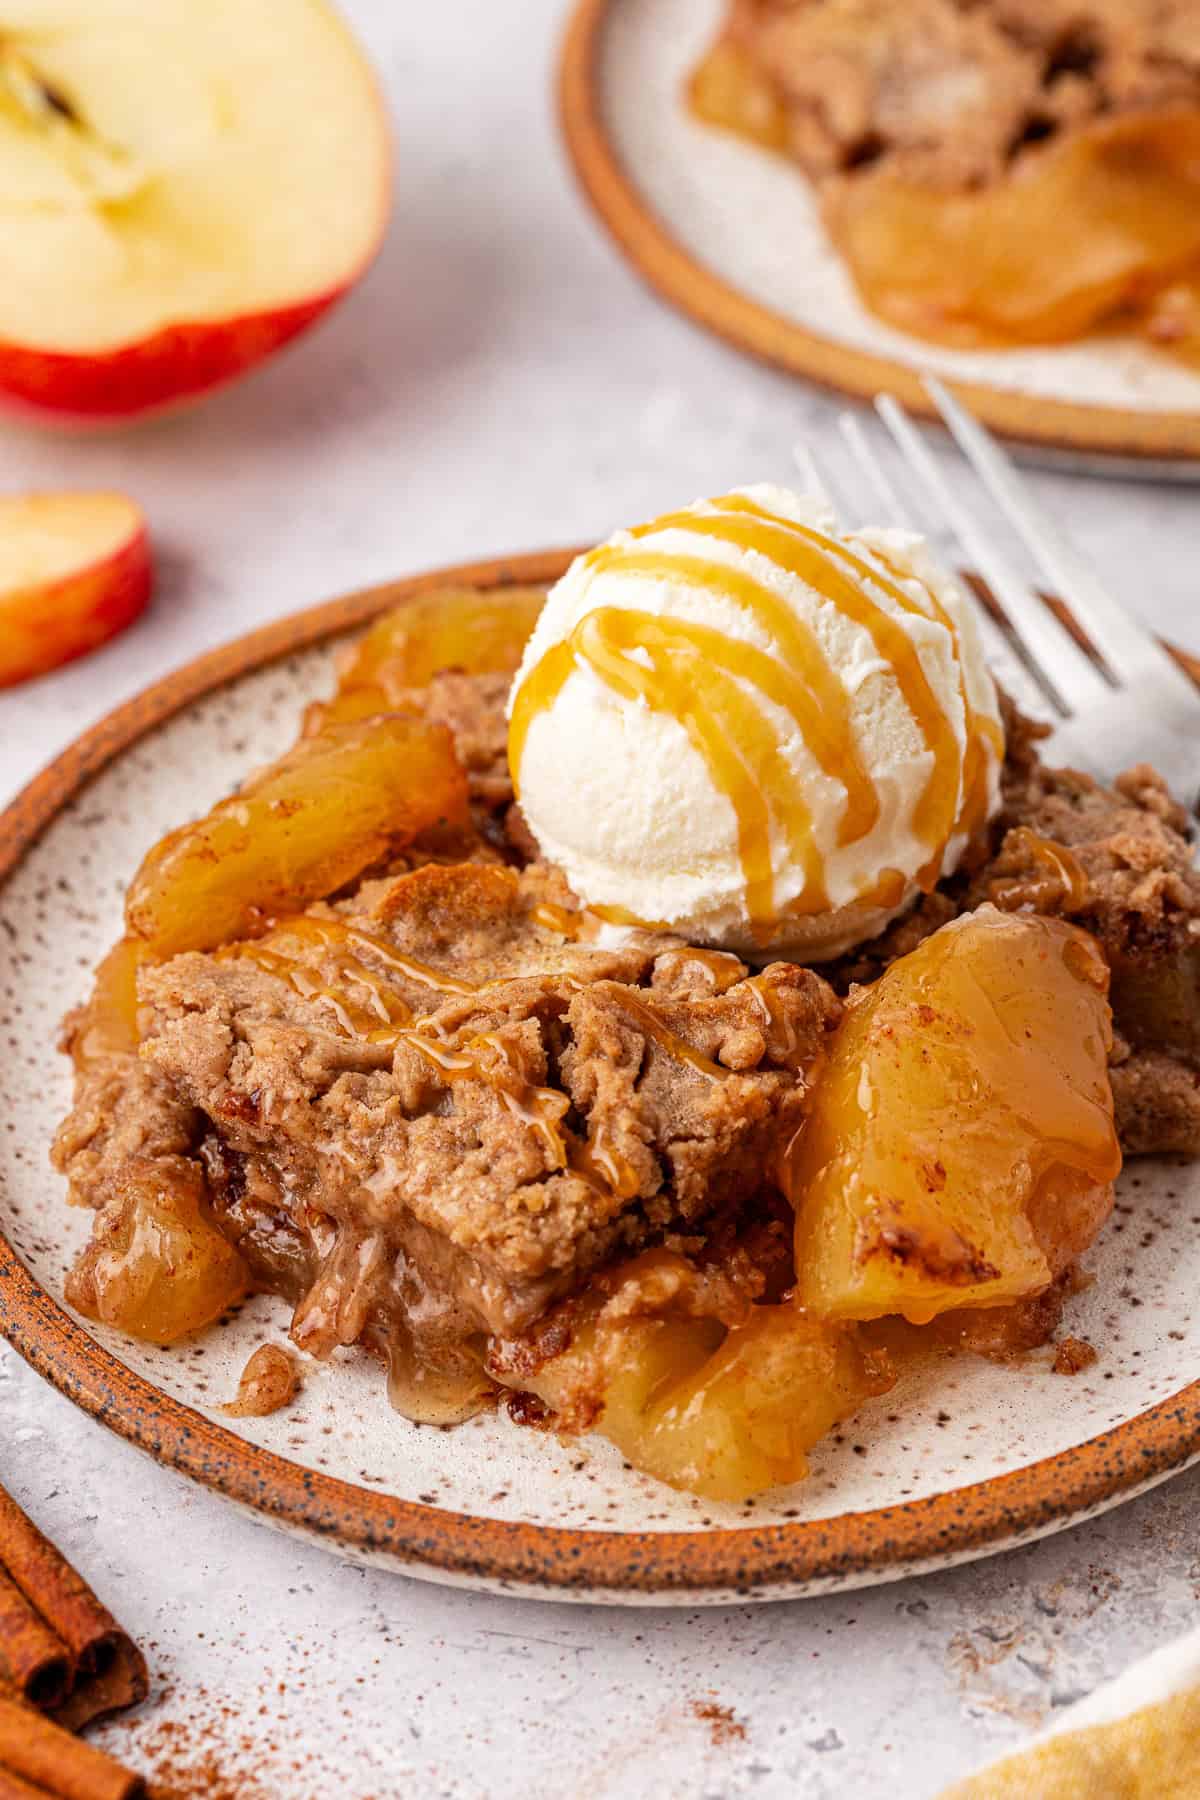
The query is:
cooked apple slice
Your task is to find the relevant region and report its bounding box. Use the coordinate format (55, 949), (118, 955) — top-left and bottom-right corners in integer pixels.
(66, 1161), (249, 1346)
(492, 1252), (894, 1501)
(0, 492), (151, 687)
(788, 908), (1121, 1325)
(1142, 275), (1200, 368)
(311, 587), (548, 732)
(826, 110), (1200, 349)
(66, 938), (148, 1070)
(125, 716), (469, 957)
(0, 2), (389, 423)
(688, 38), (789, 152)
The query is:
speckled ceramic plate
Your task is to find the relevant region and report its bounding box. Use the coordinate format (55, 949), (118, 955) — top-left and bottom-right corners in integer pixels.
(561, 0), (1200, 473)
(2, 553), (1199, 1607)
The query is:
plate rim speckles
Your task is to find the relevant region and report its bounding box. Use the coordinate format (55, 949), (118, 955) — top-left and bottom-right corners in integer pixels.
(559, 0), (1200, 472)
(3, 549), (1200, 1606)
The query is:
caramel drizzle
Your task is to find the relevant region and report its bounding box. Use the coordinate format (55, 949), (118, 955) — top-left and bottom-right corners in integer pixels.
(570, 1133), (642, 1201)
(614, 991), (727, 1081)
(851, 525), (1004, 853)
(401, 1030), (572, 1167)
(511, 609), (826, 926)
(595, 534), (881, 847)
(589, 902), (671, 932)
(850, 866), (909, 914)
(989, 828), (1090, 914)
(531, 900), (585, 940)
(745, 974), (810, 1072)
(228, 911), (728, 1193)
(654, 946), (746, 992)
(705, 495), (963, 874)
(225, 915), (477, 1046)
(509, 496), (995, 931)
(403, 1028), (658, 1203)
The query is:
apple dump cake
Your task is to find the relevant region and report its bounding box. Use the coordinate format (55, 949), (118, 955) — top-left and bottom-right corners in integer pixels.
(690, 0), (1200, 362)
(53, 492), (1199, 1500)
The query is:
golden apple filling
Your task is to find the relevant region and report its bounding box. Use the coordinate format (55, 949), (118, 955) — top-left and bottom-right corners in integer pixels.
(52, 582), (1199, 1500)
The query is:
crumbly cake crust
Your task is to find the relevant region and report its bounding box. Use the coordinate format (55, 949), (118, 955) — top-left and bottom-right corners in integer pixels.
(133, 863), (838, 1341)
(722, 0), (1200, 187)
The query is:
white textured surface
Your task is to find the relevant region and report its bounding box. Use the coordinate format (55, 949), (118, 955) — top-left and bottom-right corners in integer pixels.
(0, 0), (1199, 1792)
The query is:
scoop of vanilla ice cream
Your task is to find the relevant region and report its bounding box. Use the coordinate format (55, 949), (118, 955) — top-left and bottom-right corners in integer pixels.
(507, 484), (1004, 960)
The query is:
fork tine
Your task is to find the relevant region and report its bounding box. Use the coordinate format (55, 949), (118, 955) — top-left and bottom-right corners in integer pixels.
(791, 441), (835, 511)
(874, 394), (1112, 719)
(837, 413), (908, 526)
(923, 376), (1194, 694)
(837, 409), (1059, 720)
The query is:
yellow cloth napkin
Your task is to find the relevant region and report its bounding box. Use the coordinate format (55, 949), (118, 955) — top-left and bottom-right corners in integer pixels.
(941, 1629), (1200, 1798)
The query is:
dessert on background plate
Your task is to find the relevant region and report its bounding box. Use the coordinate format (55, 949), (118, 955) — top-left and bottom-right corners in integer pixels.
(690, 0), (1200, 362)
(52, 487), (1199, 1502)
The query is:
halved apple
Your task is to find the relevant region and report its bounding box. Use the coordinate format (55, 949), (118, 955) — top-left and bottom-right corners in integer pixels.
(0, 1), (390, 424)
(0, 491), (152, 687)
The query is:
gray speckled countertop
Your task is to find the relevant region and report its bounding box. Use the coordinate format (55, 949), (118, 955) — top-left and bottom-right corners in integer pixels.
(1, 4), (1197, 1794)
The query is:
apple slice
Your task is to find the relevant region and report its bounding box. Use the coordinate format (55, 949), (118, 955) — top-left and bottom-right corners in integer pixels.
(0, 2), (390, 425)
(0, 492), (152, 687)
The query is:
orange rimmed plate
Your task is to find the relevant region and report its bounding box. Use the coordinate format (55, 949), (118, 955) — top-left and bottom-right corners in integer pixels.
(1, 552), (1199, 1605)
(560, 0), (1200, 474)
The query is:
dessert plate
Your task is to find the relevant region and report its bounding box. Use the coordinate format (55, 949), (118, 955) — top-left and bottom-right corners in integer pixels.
(1, 553), (1199, 1607)
(561, 0), (1200, 473)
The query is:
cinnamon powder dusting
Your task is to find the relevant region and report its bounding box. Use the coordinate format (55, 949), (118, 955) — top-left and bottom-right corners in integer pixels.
(690, 1697), (747, 1746)
(132, 1703), (276, 1800)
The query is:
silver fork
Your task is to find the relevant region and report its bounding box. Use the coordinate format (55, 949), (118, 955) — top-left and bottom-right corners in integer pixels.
(798, 377), (1200, 811)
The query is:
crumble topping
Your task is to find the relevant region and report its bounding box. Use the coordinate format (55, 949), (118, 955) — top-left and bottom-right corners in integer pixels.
(721, 0), (1200, 187)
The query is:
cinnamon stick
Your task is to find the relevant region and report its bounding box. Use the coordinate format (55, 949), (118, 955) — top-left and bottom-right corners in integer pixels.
(0, 1699), (142, 1800)
(0, 1767), (61, 1800)
(0, 1489), (145, 1730)
(0, 1573), (70, 1712)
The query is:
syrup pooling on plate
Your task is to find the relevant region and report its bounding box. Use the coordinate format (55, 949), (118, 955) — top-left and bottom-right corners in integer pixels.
(509, 489), (1002, 953)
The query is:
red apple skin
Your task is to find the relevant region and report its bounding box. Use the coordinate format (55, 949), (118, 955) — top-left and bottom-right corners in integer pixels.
(0, 4), (392, 430)
(0, 520), (153, 688)
(0, 284), (354, 430)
